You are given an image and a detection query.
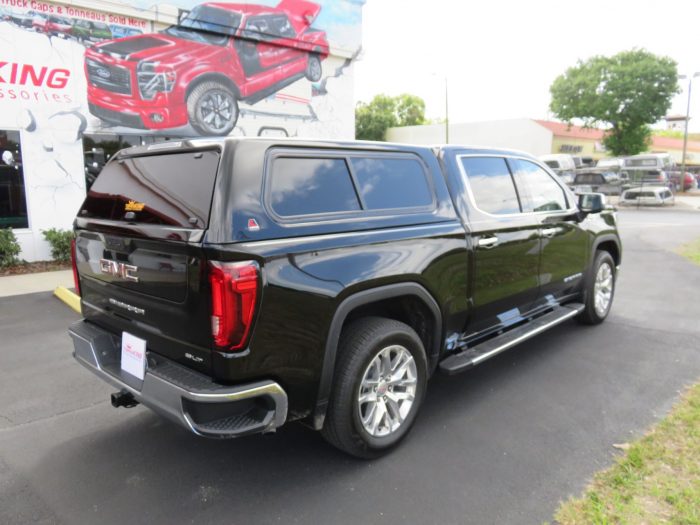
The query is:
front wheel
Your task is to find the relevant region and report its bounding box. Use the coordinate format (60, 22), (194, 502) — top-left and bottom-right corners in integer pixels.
(577, 251), (616, 325)
(321, 317), (428, 458)
(186, 81), (239, 136)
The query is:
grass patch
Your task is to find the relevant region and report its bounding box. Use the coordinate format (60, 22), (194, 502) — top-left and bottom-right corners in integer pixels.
(680, 238), (700, 266)
(554, 382), (700, 524)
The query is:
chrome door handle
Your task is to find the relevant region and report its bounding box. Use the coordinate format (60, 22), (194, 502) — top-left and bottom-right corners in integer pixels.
(478, 236), (499, 248)
(541, 227), (557, 238)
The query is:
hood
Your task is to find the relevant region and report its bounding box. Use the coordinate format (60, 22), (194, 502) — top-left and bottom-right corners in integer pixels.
(96, 35), (178, 60)
(92, 33), (220, 64)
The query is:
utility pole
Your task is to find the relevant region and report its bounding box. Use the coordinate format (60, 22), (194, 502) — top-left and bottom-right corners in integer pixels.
(679, 72), (700, 192)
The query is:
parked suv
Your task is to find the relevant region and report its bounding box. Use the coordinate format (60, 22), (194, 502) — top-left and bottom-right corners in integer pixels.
(69, 139), (621, 458)
(84, 0), (329, 136)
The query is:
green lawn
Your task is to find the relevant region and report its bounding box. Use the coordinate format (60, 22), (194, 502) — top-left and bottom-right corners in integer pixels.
(555, 383), (700, 524)
(680, 238), (700, 266)
(554, 239), (700, 524)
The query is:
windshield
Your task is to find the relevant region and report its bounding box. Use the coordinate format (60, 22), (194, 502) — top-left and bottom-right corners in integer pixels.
(163, 25), (229, 46)
(165, 5), (241, 45)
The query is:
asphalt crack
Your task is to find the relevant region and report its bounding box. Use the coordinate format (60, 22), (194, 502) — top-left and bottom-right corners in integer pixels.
(0, 400), (109, 433)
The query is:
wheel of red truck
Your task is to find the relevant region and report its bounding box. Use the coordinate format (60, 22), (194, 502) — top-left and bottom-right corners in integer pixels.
(305, 54), (322, 82)
(321, 317), (427, 458)
(186, 81), (239, 136)
(577, 250), (616, 325)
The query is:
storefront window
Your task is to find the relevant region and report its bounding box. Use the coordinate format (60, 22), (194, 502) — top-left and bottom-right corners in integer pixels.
(0, 130), (28, 229)
(83, 134), (179, 189)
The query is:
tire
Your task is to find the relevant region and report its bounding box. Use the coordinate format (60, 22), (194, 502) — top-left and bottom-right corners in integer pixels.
(305, 54), (322, 82)
(321, 317), (428, 459)
(186, 81), (239, 137)
(577, 251), (616, 325)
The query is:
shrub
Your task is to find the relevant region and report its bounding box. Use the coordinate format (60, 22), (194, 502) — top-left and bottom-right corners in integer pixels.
(0, 228), (21, 268)
(42, 228), (74, 263)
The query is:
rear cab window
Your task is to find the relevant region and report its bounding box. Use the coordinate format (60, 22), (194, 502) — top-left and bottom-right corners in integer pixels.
(80, 149), (220, 229)
(267, 149), (435, 219)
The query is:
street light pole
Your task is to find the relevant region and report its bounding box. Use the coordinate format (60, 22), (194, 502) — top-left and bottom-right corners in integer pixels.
(679, 72), (700, 192)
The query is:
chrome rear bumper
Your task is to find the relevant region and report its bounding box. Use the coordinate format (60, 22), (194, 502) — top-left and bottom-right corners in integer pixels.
(69, 320), (288, 438)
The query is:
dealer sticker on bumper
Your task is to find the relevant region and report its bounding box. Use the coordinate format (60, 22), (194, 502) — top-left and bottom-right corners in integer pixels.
(121, 332), (146, 380)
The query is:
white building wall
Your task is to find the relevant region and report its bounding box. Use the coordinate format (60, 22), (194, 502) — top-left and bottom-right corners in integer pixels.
(386, 119), (554, 156)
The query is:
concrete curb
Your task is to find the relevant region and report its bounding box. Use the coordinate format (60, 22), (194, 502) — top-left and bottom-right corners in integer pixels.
(53, 286), (81, 314)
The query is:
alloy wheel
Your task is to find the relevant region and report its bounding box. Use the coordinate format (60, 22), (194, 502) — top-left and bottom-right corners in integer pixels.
(594, 262), (613, 317)
(357, 345), (417, 438)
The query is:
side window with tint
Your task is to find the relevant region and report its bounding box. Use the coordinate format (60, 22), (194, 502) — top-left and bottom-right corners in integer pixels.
(349, 157), (433, 210)
(510, 159), (568, 212)
(270, 157), (360, 216)
(460, 157), (521, 215)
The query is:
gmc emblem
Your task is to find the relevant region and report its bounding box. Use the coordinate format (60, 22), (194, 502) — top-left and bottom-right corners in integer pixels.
(99, 259), (139, 282)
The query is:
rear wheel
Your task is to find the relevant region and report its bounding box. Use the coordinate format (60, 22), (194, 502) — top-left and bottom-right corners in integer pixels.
(321, 317), (427, 458)
(305, 54), (322, 82)
(186, 81), (239, 136)
(577, 251), (616, 325)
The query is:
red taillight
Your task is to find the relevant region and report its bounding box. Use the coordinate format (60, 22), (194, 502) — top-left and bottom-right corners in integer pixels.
(70, 238), (81, 296)
(209, 261), (259, 352)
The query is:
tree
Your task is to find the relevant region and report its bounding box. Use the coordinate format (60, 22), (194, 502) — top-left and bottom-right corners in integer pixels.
(355, 94), (426, 141)
(549, 49), (680, 156)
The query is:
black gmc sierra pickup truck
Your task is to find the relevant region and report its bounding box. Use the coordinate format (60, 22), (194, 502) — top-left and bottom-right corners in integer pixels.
(68, 138), (621, 458)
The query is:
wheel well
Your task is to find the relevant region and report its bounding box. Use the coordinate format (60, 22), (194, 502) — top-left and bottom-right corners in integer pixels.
(597, 240), (620, 266)
(342, 295), (437, 363)
(185, 73), (240, 101)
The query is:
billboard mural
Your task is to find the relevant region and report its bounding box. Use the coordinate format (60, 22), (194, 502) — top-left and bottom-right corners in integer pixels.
(0, 0), (362, 138)
(0, 0), (363, 260)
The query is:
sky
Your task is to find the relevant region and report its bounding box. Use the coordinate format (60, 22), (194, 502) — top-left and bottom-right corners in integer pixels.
(353, 0), (700, 132)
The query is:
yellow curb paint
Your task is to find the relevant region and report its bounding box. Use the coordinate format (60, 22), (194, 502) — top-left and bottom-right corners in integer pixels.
(53, 286), (81, 314)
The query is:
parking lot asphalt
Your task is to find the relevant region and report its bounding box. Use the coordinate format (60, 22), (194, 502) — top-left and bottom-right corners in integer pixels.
(1, 208), (700, 525)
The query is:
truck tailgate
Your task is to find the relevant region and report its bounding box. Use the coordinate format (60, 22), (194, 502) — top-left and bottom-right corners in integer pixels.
(74, 146), (221, 374)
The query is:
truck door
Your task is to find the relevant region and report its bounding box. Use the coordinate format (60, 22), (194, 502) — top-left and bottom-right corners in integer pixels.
(458, 156), (542, 336)
(240, 15), (301, 74)
(508, 158), (588, 304)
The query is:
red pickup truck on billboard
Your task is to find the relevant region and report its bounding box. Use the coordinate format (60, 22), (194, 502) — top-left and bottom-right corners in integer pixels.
(84, 0), (329, 136)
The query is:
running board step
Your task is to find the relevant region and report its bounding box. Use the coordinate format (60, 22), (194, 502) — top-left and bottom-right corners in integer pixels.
(439, 303), (585, 375)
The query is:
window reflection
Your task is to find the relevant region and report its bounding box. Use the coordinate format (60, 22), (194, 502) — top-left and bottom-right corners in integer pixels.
(510, 159), (567, 212)
(461, 157), (521, 215)
(83, 134), (178, 189)
(350, 157), (433, 210)
(271, 157), (361, 216)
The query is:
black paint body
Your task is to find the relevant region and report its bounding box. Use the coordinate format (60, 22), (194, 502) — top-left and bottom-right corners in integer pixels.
(73, 138), (621, 426)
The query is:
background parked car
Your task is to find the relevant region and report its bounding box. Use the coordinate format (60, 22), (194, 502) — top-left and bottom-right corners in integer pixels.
(624, 153), (675, 171)
(109, 25), (143, 39)
(620, 186), (674, 206)
(596, 157), (626, 171)
(7, 9), (37, 28)
(539, 153), (577, 184)
(570, 171), (623, 195)
(668, 171), (698, 192)
(72, 20), (112, 43)
(33, 15), (73, 37)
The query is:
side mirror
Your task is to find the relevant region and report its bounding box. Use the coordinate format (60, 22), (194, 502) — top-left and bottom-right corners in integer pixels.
(578, 192), (605, 214)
